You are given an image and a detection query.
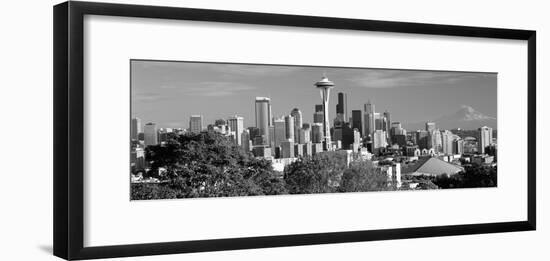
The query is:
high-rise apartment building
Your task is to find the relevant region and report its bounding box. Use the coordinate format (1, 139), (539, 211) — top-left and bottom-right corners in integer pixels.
(478, 126), (493, 154)
(189, 115), (203, 133)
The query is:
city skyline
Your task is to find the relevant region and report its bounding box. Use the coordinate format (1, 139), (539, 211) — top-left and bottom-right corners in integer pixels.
(131, 60), (497, 130)
(130, 60), (498, 199)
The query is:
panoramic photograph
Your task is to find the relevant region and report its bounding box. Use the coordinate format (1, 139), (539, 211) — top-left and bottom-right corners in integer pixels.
(130, 60), (498, 200)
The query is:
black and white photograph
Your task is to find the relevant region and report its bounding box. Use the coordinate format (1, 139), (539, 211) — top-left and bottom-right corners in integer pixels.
(130, 60), (498, 200)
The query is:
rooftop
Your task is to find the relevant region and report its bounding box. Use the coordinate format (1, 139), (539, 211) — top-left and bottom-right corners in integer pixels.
(403, 157), (464, 176)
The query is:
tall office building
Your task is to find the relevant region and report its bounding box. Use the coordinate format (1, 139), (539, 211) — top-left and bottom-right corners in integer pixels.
(247, 127), (260, 142)
(144, 122), (158, 147)
(311, 123), (324, 143)
(425, 122), (436, 132)
(373, 130), (388, 149)
(441, 130), (455, 155)
(298, 125), (311, 144)
(290, 108), (302, 142)
(429, 129), (442, 152)
(227, 115), (244, 146)
(364, 100), (376, 136)
(314, 76), (335, 151)
(383, 111), (391, 134)
(280, 140), (295, 158)
(336, 92), (348, 122)
(189, 115), (203, 133)
(415, 130), (429, 149)
(374, 113), (383, 131)
(255, 97), (271, 145)
(351, 110), (363, 135)
(478, 126), (493, 154)
(313, 104), (324, 124)
(131, 117), (142, 141)
(284, 115), (295, 142)
(290, 108), (303, 129)
(241, 130), (251, 151)
(273, 117), (286, 147)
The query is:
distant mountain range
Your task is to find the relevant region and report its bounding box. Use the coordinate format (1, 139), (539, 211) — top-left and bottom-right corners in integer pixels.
(404, 105), (497, 131)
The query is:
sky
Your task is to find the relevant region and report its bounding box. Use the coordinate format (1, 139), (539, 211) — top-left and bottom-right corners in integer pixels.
(131, 60), (497, 130)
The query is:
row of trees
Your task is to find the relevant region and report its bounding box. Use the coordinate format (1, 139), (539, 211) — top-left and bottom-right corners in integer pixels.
(131, 132), (393, 200)
(432, 164), (497, 189)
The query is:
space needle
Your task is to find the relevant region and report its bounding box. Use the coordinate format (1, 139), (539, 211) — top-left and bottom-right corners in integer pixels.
(315, 74), (335, 151)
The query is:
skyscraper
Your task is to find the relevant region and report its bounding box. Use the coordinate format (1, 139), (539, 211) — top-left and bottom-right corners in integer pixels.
(313, 104), (324, 124)
(429, 129), (442, 152)
(383, 111), (391, 133)
(336, 92), (348, 123)
(415, 130), (429, 150)
(374, 113), (383, 130)
(290, 108), (302, 142)
(351, 110), (363, 135)
(280, 140), (295, 158)
(441, 130), (455, 155)
(383, 110), (391, 144)
(454, 138), (464, 155)
(478, 126), (493, 154)
(314, 76), (335, 151)
(227, 115), (244, 146)
(241, 130), (251, 151)
(131, 117), (142, 141)
(298, 125), (311, 144)
(373, 130), (388, 149)
(311, 123), (324, 144)
(144, 122), (158, 147)
(273, 117), (286, 147)
(290, 108), (302, 129)
(255, 97), (271, 145)
(364, 101), (375, 137)
(284, 115), (295, 142)
(189, 115), (203, 133)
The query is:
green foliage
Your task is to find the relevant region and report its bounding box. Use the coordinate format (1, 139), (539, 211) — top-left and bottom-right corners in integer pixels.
(283, 151), (348, 194)
(433, 164), (497, 189)
(131, 183), (177, 200)
(339, 160), (390, 192)
(135, 132), (287, 199)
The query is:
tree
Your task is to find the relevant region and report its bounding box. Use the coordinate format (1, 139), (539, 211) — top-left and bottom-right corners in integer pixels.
(283, 151), (349, 194)
(214, 119), (226, 126)
(432, 164), (497, 189)
(131, 183), (177, 200)
(135, 131), (286, 199)
(339, 160), (390, 192)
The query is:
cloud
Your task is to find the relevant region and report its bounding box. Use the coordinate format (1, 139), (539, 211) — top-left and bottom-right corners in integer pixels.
(161, 81), (257, 97)
(133, 91), (166, 102)
(133, 60), (302, 78)
(347, 69), (494, 89)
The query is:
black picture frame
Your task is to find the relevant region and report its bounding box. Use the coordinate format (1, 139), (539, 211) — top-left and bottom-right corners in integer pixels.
(53, 1), (536, 260)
